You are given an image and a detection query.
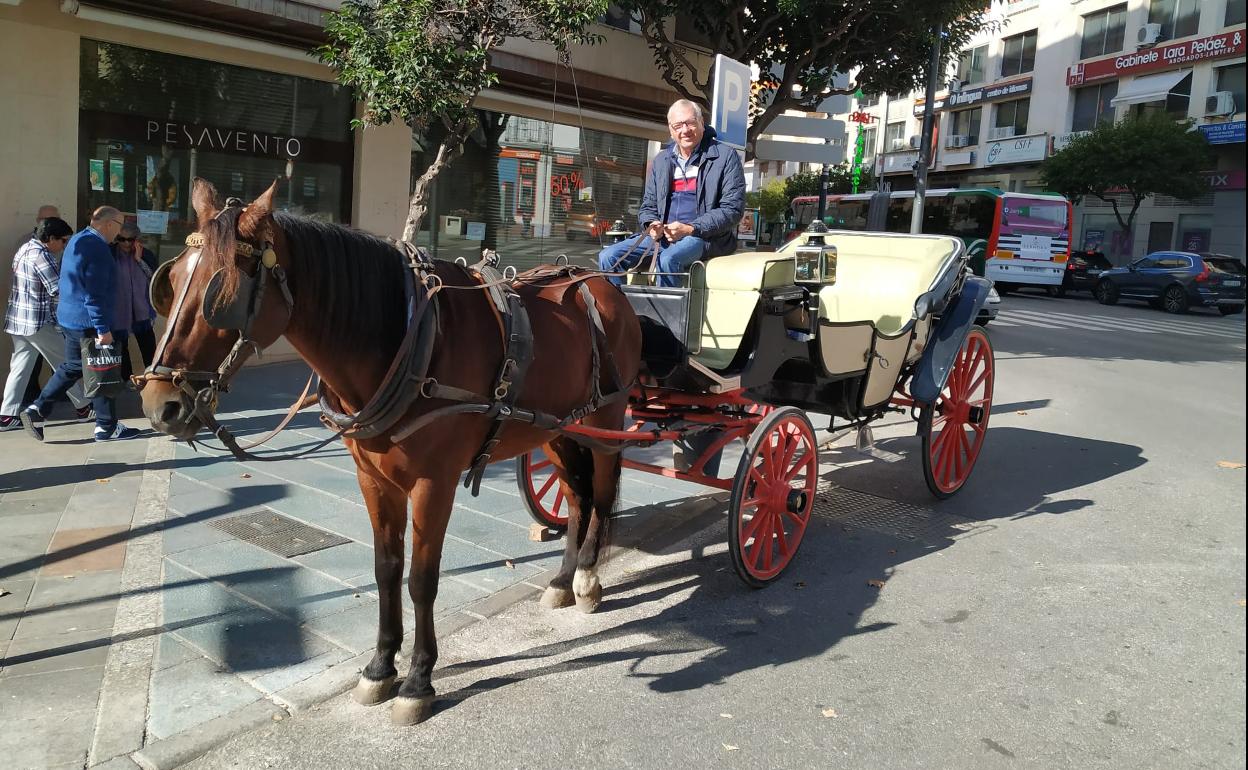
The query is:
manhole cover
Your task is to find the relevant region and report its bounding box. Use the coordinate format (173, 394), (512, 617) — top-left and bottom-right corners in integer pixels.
(812, 486), (978, 541)
(209, 510), (349, 557)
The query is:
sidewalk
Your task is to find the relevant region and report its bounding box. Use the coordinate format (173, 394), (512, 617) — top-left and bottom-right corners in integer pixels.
(0, 362), (725, 770)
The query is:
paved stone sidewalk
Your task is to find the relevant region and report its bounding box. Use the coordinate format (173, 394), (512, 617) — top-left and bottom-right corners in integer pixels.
(0, 362), (724, 769)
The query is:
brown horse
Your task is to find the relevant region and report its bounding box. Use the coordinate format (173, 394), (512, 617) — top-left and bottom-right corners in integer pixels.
(139, 178), (641, 725)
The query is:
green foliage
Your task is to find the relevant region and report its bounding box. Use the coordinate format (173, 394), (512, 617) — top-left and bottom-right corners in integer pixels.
(757, 178), (791, 223)
(1040, 114), (1215, 233)
(616, 0), (992, 144)
(827, 163), (874, 194)
(783, 171), (823, 199)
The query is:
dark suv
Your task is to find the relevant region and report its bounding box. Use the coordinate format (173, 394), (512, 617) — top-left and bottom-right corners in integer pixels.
(1057, 250), (1113, 297)
(1095, 251), (1246, 315)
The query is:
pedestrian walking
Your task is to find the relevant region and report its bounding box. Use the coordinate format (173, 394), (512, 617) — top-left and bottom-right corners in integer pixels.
(14, 204), (64, 408)
(19, 206), (142, 442)
(1, 217), (93, 431)
(111, 222), (157, 381)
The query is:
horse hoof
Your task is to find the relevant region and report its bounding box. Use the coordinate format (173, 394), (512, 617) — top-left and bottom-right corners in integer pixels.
(391, 695), (435, 726)
(352, 674), (395, 706)
(574, 582), (602, 614)
(539, 586), (575, 609)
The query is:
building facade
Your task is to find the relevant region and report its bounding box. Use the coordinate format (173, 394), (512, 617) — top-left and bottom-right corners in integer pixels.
(836, 0), (1246, 264)
(1, 0), (699, 378)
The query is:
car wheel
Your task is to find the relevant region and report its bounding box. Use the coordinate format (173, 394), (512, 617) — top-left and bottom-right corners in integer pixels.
(1219, 305), (1244, 316)
(1162, 285), (1189, 314)
(995, 283), (1013, 295)
(1095, 280), (1118, 305)
(1045, 285), (1060, 298)
(1054, 284), (1067, 298)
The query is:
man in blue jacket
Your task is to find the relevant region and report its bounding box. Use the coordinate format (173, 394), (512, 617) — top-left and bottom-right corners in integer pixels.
(598, 99), (746, 287)
(21, 206), (142, 442)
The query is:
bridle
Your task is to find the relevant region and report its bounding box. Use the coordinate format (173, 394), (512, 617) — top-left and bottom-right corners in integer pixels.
(133, 198), (301, 454)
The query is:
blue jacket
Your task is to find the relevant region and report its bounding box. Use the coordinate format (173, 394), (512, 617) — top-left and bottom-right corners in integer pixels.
(638, 127), (746, 258)
(57, 228), (116, 336)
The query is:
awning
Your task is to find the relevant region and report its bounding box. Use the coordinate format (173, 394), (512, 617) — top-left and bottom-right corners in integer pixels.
(1111, 70), (1192, 107)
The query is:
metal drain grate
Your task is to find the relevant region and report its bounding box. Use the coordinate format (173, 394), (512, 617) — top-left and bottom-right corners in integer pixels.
(209, 510), (349, 557)
(812, 486), (979, 541)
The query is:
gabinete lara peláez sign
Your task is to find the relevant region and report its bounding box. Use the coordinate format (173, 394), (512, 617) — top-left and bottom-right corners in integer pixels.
(1066, 29), (1246, 86)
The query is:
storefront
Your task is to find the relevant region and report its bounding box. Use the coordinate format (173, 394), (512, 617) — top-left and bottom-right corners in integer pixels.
(77, 40), (355, 262)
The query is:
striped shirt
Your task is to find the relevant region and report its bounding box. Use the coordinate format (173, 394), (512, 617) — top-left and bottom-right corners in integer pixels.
(5, 238), (60, 336)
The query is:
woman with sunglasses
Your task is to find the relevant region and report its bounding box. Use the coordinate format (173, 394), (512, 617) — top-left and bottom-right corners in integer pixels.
(112, 223), (158, 382)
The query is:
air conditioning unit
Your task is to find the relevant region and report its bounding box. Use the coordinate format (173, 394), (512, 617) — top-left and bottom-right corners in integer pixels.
(947, 78), (965, 93)
(908, 135), (922, 149)
(1206, 91), (1236, 116)
(1137, 23), (1162, 47)
(947, 135), (971, 148)
(988, 126), (1016, 140)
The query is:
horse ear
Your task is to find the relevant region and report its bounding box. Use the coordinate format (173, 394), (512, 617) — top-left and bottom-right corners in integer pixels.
(238, 179), (279, 240)
(191, 178), (221, 230)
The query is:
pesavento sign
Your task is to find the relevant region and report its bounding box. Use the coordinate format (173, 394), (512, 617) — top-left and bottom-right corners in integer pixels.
(145, 120), (303, 158)
(913, 78), (1031, 116)
(1066, 30), (1246, 86)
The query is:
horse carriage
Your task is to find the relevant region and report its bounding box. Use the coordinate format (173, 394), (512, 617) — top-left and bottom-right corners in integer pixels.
(518, 223), (996, 587)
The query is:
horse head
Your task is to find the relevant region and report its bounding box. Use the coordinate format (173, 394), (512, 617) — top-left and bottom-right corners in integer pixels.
(138, 177), (293, 440)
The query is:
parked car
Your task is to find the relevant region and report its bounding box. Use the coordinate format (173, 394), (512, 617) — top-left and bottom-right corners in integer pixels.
(1094, 251), (1246, 315)
(976, 283), (1001, 326)
(1057, 250), (1113, 297)
(564, 202), (611, 241)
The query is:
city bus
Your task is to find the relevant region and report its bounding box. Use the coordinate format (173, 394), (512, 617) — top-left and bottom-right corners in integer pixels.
(814, 188), (1073, 291)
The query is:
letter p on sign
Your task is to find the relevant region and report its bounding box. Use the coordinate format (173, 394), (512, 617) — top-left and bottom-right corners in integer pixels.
(711, 54), (751, 150)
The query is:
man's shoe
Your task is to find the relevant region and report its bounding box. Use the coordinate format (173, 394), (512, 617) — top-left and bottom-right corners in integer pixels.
(0, 415), (22, 432)
(20, 407), (44, 442)
(75, 405), (95, 422)
(94, 423), (142, 442)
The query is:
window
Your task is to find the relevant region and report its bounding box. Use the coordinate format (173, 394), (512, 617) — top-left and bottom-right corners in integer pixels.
(948, 107), (982, 143)
(884, 121), (907, 152)
(956, 45), (987, 85)
(859, 126), (878, 161)
(1216, 64), (1246, 114)
(995, 98), (1030, 135)
(1072, 82), (1119, 131)
(1229, 0), (1246, 26)
(1080, 4), (1127, 59)
(825, 199), (871, 230)
(884, 197), (913, 233)
(1148, 0), (1200, 41)
(1155, 255), (1192, 269)
(1131, 72), (1192, 118)
(858, 93), (880, 108)
(1000, 30), (1037, 78)
(601, 3), (640, 34)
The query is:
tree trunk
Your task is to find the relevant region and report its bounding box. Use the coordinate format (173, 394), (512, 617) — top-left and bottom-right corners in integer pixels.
(401, 123), (471, 243)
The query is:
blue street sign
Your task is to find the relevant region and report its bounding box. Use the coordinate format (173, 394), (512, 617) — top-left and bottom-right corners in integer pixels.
(1198, 120), (1245, 145)
(711, 54), (751, 150)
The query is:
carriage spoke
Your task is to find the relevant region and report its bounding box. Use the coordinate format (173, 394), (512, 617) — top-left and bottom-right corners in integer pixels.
(773, 514), (789, 558)
(536, 472), (559, 499)
(530, 458), (553, 472)
(755, 514), (774, 572)
(740, 505), (768, 546)
(552, 488), (565, 515)
(783, 508), (808, 528)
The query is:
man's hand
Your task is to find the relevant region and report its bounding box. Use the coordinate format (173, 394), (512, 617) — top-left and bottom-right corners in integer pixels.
(663, 222), (695, 242)
(645, 221), (665, 240)
(98, 331), (114, 346)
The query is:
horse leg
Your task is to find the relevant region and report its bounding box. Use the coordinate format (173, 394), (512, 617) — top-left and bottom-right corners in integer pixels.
(392, 473), (456, 726)
(353, 472), (409, 706)
(540, 438), (592, 610)
(572, 446), (622, 613)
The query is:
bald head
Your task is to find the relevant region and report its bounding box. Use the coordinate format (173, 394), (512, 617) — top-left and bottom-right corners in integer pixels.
(91, 206), (125, 242)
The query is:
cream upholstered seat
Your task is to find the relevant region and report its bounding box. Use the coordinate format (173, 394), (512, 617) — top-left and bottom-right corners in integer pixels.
(693, 251), (794, 369)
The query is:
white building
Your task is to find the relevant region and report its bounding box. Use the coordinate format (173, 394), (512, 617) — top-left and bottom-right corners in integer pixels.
(834, 0), (1246, 262)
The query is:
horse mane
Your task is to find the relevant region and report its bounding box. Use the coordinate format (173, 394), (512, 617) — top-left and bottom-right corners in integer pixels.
(200, 208), (409, 353)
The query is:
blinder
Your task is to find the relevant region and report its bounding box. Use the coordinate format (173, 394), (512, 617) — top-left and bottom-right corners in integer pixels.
(149, 255), (180, 317)
(202, 268), (257, 330)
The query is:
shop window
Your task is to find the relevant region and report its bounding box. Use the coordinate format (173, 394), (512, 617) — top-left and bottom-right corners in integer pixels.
(1229, 0), (1246, 26)
(1080, 3), (1127, 59)
(1000, 30), (1037, 78)
(956, 45), (988, 86)
(994, 99), (1030, 135)
(1216, 64), (1246, 114)
(78, 40), (354, 262)
(409, 109), (651, 270)
(948, 107), (982, 144)
(1147, 221), (1174, 253)
(884, 121), (907, 152)
(1071, 82), (1119, 131)
(1148, 0), (1201, 41)
(1177, 214), (1214, 252)
(601, 3), (641, 34)
(1130, 72), (1192, 119)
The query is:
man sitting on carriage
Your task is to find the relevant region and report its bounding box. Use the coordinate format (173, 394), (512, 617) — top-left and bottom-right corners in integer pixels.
(597, 99), (746, 287)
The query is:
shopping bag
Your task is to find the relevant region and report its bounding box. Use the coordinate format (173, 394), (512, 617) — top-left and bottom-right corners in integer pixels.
(80, 336), (126, 399)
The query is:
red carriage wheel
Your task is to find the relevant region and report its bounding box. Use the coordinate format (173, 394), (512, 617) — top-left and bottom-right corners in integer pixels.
(918, 327), (995, 499)
(728, 407), (818, 588)
(516, 447), (568, 533)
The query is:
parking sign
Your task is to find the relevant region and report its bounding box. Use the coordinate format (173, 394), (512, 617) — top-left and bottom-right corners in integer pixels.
(711, 54), (751, 150)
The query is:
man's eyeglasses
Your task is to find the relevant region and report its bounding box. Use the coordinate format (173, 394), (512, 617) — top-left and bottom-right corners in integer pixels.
(669, 120), (699, 131)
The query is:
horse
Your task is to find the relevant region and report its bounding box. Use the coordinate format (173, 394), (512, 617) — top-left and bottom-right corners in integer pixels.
(138, 178), (642, 725)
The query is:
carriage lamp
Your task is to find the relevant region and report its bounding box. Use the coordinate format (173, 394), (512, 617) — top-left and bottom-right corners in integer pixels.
(793, 221), (837, 285)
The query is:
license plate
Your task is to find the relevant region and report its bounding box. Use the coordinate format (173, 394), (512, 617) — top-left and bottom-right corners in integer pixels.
(1087, 269), (1102, 276)
(1022, 266), (1045, 272)
(1225, 280), (1242, 287)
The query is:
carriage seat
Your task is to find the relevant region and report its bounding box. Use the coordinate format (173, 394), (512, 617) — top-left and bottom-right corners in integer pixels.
(815, 234), (958, 336)
(694, 251), (795, 369)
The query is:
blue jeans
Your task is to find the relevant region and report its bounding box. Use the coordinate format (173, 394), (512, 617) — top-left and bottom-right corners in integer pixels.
(32, 327), (127, 433)
(598, 235), (707, 288)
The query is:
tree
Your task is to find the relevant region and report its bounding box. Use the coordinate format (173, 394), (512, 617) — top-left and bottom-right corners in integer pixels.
(1040, 114), (1214, 256)
(318, 0), (607, 241)
(783, 171), (822, 199)
(617, 0), (991, 147)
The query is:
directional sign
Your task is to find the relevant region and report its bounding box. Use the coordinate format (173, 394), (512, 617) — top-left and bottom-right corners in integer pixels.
(753, 135), (848, 165)
(762, 115), (845, 140)
(711, 54), (751, 150)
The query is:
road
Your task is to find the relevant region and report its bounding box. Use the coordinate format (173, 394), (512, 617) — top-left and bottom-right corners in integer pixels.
(181, 293), (1246, 770)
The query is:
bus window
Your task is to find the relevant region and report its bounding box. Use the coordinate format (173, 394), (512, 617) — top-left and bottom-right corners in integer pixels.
(945, 195), (996, 240)
(1002, 197), (1068, 230)
(922, 195), (952, 234)
(885, 197), (913, 232)
(825, 199), (870, 229)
